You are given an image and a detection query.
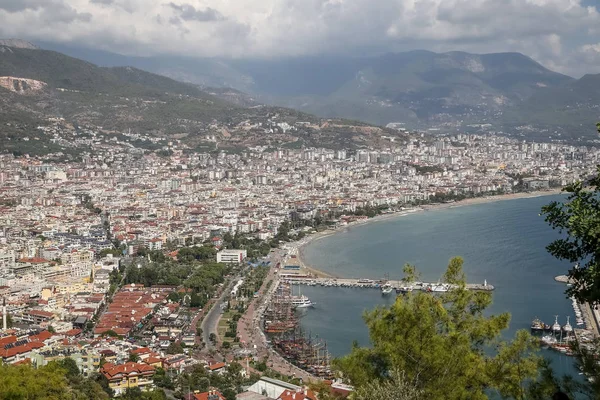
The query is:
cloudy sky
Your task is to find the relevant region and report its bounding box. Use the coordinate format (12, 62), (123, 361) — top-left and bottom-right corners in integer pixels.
(0, 0), (599, 77)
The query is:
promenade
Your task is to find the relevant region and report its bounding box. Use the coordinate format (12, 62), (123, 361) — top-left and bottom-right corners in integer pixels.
(237, 250), (317, 382)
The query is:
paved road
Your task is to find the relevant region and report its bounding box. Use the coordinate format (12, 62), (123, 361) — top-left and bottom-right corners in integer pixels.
(201, 274), (242, 349)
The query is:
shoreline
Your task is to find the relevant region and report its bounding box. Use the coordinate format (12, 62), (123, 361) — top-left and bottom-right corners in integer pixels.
(262, 188), (567, 379)
(294, 189), (563, 279)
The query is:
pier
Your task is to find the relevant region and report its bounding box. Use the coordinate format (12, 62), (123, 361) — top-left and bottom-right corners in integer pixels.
(283, 276), (494, 291)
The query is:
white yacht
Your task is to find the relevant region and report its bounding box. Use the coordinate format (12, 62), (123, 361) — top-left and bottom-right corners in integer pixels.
(291, 295), (313, 308)
(427, 283), (449, 292)
(381, 283), (393, 295)
(396, 285), (414, 294)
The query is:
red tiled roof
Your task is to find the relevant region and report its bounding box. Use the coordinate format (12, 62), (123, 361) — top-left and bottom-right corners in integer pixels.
(209, 362), (226, 371)
(64, 329), (82, 337)
(26, 310), (54, 318)
(29, 330), (53, 342)
(277, 390), (318, 400)
(145, 356), (162, 365)
(101, 362), (155, 380)
(17, 257), (50, 263)
(0, 335), (17, 346)
(131, 347), (151, 355)
(192, 391), (226, 400)
(0, 341), (44, 359)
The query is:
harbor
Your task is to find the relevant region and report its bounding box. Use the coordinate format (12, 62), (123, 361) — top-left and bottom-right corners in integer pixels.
(281, 275), (494, 292)
(527, 277), (600, 357)
(259, 277), (334, 380)
(258, 271), (493, 379)
(554, 275), (600, 338)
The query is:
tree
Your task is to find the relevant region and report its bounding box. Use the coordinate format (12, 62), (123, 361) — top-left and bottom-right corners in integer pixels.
(542, 162), (600, 304)
(128, 353), (141, 363)
(0, 362), (109, 400)
(209, 333), (217, 344)
(153, 368), (175, 390)
(102, 329), (120, 338)
(122, 387), (166, 399)
(354, 369), (424, 400)
(0, 363), (72, 400)
(334, 257), (540, 400)
(54, 357), (80, 378)
(166, 341), (184, 355)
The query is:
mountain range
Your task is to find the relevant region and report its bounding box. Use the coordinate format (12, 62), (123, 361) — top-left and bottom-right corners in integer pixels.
(0, 41), (404, 155)
(1, 39), (599, 156)
(38, 42), (600, 138)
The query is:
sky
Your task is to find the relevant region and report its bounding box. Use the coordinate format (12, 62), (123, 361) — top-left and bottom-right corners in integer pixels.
(0, 0), (599, 77)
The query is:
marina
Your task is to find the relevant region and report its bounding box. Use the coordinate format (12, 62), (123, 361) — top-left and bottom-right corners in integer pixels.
(261, 280), (332, 378)
(282, 276), (495, 292)
(530, 281), (599, 357)
(260, 272), (493, 378)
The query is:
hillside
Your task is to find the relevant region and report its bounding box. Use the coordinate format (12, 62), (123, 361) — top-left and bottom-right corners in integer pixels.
(39, 43), (595, 136)
(0, 44), (405, 155)
(0, 46), (218, 98)
(500, 73), (600, 136)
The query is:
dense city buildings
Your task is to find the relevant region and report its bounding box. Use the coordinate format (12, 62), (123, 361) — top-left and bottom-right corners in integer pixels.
(0, 129), (597, 398)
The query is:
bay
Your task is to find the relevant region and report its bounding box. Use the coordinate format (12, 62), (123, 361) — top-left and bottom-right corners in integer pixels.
(298, 194), (578, 376)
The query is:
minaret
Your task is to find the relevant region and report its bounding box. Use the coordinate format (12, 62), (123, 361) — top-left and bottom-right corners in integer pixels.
(2, 297), (7, 331)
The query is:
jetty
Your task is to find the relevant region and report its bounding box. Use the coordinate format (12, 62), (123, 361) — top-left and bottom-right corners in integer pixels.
(283, 276), (494, 291)
(554, 275), (574, 284)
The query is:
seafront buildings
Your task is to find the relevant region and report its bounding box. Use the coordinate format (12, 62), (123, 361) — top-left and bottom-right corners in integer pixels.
(0, 130), (598, 395)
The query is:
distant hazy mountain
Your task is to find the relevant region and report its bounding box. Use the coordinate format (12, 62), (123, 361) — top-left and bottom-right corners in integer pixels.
(501, 73), (600, 131)
(37, 42), (256, 91)
(229, 51), (575, 127)
(38, 42), (594, 134)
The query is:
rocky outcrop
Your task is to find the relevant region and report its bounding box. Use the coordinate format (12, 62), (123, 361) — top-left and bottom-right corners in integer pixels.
(0, 39), (38, 49)
(0, 76), (47, 94)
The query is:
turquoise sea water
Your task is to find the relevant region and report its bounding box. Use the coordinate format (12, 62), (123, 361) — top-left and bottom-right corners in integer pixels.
(299, 194), (578, 376)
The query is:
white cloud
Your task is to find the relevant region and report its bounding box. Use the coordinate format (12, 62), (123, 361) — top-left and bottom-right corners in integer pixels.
(0, 0), (598, 76)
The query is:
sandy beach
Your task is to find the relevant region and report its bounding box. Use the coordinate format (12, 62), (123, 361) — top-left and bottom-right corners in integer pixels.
(293, 189), (564, 278)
